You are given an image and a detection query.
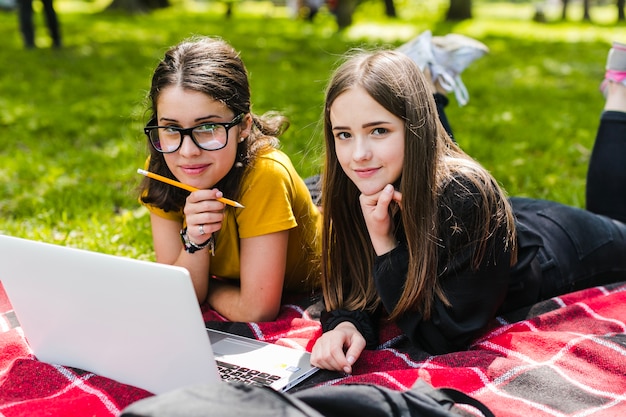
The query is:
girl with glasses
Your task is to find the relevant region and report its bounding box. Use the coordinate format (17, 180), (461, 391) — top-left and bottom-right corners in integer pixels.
(138, 36), (321, 322)
(310, 41), (626, 374)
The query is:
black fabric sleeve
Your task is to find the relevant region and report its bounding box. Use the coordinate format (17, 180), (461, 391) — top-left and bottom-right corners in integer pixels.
(373, 244), (410, 315)
(320, 309), (379, 349)
(373, 178), (512, 355)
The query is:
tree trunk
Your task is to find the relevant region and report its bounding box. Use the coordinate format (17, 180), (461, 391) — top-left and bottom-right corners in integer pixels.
(106, 0), (169, 13)
(333, 0), (358, 29)
(618, 0), (625, 21)
(563, 0), (593, 22)
(384, 0), (396, 17)
(446, 0), (472, 21)
(561, 0), (569, 20)
(582, 0), (591, 21)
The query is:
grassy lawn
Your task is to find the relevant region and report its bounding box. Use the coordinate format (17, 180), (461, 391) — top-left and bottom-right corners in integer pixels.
(1, 0), (625, 259)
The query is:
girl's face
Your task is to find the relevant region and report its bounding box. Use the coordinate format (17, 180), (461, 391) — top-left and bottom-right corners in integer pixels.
(330, 86), (405, 196)
(156, 86), (249, 190)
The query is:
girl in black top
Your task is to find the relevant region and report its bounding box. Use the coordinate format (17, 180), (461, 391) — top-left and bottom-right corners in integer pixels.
(310, 42), (626, 374)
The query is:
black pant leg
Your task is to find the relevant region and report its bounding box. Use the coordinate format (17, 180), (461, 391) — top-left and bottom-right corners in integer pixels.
(433, 93), (454, 141)
(17, 0), (35, 48)
(41, 0), (60, 46)
(586, 111), (626, 222)
(511, 197), (626, 301)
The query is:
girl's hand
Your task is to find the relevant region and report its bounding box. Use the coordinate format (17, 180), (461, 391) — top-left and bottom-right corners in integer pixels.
(359, 184), (403, 255)
(310, 321), (366, 374)
(183, 189), (226, 244)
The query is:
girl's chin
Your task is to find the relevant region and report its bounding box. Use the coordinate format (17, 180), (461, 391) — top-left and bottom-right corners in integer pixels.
(176, 174), (215, 190)
(356, 184), (387, 196)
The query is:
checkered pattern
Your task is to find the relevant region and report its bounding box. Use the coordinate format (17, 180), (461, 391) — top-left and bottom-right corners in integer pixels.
(0, 282), (625, 416)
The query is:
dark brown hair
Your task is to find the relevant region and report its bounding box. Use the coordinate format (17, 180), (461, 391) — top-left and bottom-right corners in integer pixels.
(139, 36), (288, 212)
(321, 50), (517, 320)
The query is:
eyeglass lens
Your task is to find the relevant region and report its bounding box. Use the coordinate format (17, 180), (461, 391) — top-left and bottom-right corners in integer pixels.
(149, 124), (229, 152)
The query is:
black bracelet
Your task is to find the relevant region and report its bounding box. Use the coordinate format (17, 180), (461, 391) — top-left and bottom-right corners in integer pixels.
(180, 227), (215, 255)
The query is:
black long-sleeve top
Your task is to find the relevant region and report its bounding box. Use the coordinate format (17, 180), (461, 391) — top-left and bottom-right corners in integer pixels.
(322, 178), (544, 355)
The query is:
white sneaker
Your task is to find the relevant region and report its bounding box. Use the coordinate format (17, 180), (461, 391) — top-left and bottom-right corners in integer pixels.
(397, 31), (489, 106)
(396, 30), (436, 72)
(600, 41), (626, 97)
(431, 34), (489, 106)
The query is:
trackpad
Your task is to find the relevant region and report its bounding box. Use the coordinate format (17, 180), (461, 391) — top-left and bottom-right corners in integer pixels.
(212, 337), (264, 355)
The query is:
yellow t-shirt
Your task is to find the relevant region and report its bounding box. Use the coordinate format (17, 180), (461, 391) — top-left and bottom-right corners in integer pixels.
(143, 149), (321, 292)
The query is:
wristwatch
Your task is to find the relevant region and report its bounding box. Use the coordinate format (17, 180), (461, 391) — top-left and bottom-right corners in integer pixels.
(180, 227), (215, 255)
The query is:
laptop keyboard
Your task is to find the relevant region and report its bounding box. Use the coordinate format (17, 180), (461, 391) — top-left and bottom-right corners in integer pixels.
(216, 360), (282, 387)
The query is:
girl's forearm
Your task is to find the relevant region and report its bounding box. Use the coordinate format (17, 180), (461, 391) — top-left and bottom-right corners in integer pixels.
(207, 279), (280, 322)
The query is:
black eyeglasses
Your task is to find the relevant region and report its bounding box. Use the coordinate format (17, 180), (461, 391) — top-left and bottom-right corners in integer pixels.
(144, 114), (244, 153)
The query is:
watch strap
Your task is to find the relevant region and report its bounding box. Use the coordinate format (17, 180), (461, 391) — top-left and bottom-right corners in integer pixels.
(180, 227), (215, 255)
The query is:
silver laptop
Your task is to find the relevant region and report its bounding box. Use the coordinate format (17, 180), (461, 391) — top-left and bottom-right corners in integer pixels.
(0, 234), (318, 395)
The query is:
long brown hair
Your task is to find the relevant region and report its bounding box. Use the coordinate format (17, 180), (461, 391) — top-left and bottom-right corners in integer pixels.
(139, 36), (288, 213)
(321, 50), (516, 321)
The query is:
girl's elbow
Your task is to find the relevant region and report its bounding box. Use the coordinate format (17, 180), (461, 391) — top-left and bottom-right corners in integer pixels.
(193, 283), (209, 305)
(221, 309), (279, 323)
(247, 306), (280, 322)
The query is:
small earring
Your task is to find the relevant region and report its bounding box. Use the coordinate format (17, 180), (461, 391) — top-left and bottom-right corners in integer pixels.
(239, 137), (245, 143)
(235, 152), (245, 168)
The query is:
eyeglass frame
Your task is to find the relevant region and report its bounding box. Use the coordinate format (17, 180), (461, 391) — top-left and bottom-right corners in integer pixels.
(144, 113), (245, 153)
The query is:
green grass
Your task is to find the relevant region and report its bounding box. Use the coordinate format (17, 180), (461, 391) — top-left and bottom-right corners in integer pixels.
(1, 0), (625, 259)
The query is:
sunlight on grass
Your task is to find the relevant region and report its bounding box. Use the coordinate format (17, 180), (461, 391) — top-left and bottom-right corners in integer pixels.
(1, 0), (624, 256)
(472, 3), (626, 42)
(343, 23), (420, 43)
(477, 1), (619, 24)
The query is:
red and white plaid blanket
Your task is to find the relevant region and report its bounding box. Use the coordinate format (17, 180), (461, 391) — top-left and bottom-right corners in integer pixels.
(1, 281), (625, 417)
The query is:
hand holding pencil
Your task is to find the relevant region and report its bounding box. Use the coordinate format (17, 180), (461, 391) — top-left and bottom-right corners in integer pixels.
(137, 169), (245, 208)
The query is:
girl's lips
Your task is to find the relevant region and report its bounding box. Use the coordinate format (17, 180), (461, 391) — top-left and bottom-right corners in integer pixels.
(180, 164), (209, 175)
(354, 167), (379, 178)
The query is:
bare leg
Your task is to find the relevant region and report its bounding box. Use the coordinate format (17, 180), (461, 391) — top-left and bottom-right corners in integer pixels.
(605, 81), (626, 112)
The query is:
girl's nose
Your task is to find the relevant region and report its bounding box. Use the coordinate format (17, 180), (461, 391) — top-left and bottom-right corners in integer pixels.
(352, 138), (372, 161)
(178, 134), (202, 157)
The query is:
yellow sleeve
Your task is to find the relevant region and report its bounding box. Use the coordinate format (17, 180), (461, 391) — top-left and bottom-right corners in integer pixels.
(143, 202), (184, 222)
(210, 149), (321, 289)
(234, 152), (300, 239)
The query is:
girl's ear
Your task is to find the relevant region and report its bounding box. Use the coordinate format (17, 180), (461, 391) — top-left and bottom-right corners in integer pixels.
(240, 113), (253, 139)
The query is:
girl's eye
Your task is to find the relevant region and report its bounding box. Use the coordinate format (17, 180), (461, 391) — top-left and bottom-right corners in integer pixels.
(336, 132), (351, 141)
(195, 123), (218, 133)
(372, 127), (388, 136)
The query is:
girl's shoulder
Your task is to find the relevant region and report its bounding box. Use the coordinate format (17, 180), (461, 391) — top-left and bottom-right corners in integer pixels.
(250, 149), (298, 178)
(439, 173), (487, 206)
(438, 172), (504, 225)
(255, 148), (291, 164)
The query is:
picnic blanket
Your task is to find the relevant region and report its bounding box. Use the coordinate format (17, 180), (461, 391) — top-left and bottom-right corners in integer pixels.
(0, 280), (625, 417)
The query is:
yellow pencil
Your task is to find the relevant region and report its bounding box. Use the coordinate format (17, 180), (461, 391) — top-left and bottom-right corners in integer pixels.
(137, 168), (245, 208)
